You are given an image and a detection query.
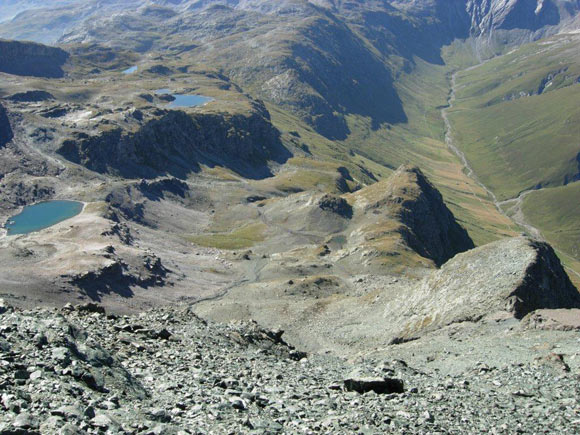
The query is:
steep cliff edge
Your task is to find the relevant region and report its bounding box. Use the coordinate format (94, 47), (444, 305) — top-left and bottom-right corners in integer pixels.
(0, 103), (13, 147)
(58, 100), (291, 180)
(0, 39), (68, 78)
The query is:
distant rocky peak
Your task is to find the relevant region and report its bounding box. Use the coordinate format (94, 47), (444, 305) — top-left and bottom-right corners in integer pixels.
(465, 0), (576, 35)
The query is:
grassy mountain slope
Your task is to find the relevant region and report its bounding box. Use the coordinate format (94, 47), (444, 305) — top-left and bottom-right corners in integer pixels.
(445, 32), (580, 280)
(449, 33), (580, 200)
(522, 182), (580, 261)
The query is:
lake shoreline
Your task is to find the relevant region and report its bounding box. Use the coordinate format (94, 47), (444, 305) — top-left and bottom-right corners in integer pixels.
(2, 200), (87, 237)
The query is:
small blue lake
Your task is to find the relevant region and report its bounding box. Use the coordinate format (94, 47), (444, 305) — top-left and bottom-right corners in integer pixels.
(123, 66), (138, 75)
(155, 89), (213, 108)
(4, 200), (84, 236)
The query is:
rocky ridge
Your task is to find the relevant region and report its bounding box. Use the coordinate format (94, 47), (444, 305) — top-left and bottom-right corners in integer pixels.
(0, 39), (68, 78)
(388, 236), (580, 342)
(353, 166), (475, 267)
(57, 99), (290, 180)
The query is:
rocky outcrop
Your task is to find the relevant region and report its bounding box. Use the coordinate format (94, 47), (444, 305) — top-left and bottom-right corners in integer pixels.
(7, 90), (55, 102)
(317, 194), (353, 219)
(0, 179), (54, 213)
(357, 166), (475, 267)
(105, 178), (191, 224)
(58, 100), (291, 179)
(521, 308), (580, 331)
(0, 103), (13, 147)
(393, 237), (580, 340)
(386, 166), (475, 266)
(71, 252), (169, 299)
(0, 39), (68, 78)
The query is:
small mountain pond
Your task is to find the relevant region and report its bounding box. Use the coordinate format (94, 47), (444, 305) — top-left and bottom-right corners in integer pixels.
(4, 200), (84, 236)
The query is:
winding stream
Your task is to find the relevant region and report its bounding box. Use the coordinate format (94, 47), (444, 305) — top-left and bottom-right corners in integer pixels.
(442, 60), (580, 280)
(442, 64), (545, 238)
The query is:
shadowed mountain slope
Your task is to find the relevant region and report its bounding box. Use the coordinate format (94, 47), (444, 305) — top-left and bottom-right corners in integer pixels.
(0, 39), (68, 78)
(0, 103), (13, 147)
(352, 166), (475, 267)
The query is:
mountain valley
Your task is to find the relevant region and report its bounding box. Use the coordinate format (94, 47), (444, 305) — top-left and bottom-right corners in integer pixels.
(0, 0), (580, 433)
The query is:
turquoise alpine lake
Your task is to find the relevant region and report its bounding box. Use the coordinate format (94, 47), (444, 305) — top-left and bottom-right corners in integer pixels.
(4, 200), (84, 236)
(155, 89), (213, 108)
(123, 66), (138, 74)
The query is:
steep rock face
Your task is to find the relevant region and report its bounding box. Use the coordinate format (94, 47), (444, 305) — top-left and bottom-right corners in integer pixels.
(393, 237), (580, 340)
(355, 166), (475, 267)
(0, 39), (68, 78)
(383, 166), (475, 266)
(58, 101), (291, 179)
(0, 103), (13, 147)
(465, 0), (572, 35)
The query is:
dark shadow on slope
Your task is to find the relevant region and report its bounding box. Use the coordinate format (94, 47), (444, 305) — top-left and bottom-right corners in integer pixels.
(288, 14), (407, 138)
(0, 39), (68, 78)
(72, 255), (169, 302)
(500, 0), (560, 31)
(72, 263), (135, 302)
(361, 4), (471, 67)
(58, 101), (292, 180)
(0, 103), (13, 147)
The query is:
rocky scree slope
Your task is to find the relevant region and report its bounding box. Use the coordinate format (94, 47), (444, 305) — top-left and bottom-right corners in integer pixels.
(1, 300), (580, 434)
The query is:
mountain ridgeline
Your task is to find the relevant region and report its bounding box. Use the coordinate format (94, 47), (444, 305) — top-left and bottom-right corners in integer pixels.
(1, 1), (578, 139)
